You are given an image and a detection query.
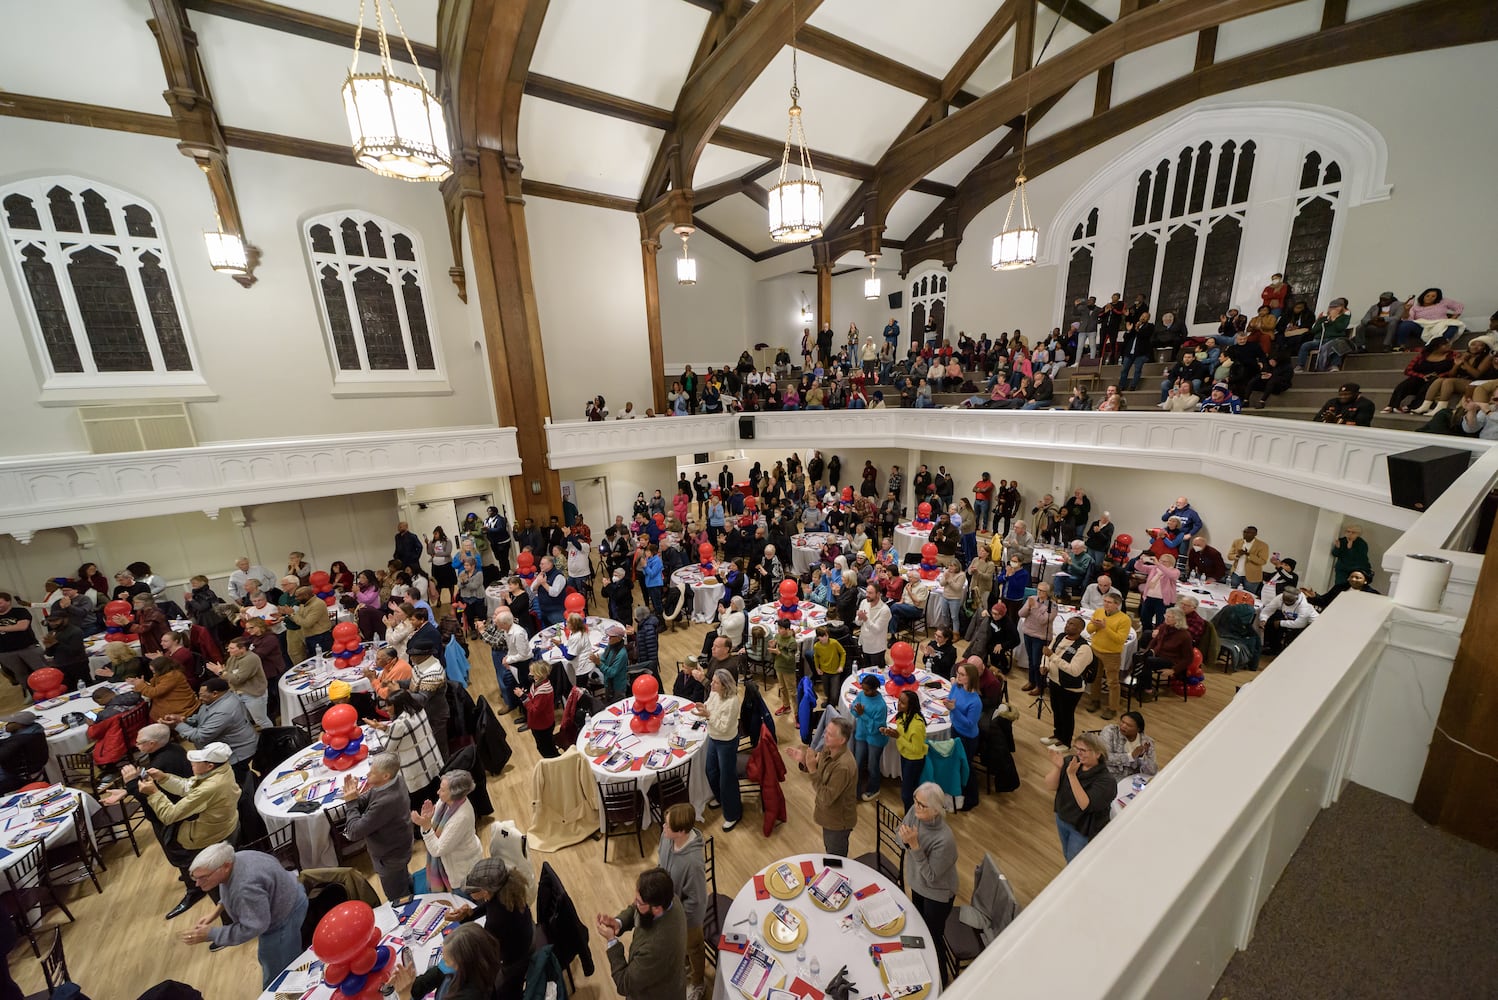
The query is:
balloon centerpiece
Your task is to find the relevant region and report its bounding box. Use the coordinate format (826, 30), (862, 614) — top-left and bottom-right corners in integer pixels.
(1109, 533), (1133, 564)
(563, 593), (587, 634)
(697, 541), (716, 578)
(917, 542), (942, 581)
(776, 578), (803, 620)
(320, 703), (368, 771)
(310, 570), (337, 606)
(628, 673), (663, 733)
(329, 621), (365, 671)
(27, 667), (66, 701)
(515, 551), (537, 585)
(884, 641), (919, 697)
(103, 599), (134, 637)
(312, 901), (397, 1000)
(911, 502), (934, 530)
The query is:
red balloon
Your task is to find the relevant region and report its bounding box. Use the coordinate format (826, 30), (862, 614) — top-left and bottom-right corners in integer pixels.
(917, 502), (932, 520)
(310, 571), (331, 589)
(744, 496), (757, 511)
(631, 673), (658, 701)
(346, 649), (365, 667)
(27, 668), (66, 700)
(778, 579), (799, 605)
(312, 901), (377, 965)
(349, 948), (377, 975)
(653, 512), (665, 527)
(564, 592), (586, 617)
(921, 542), (938, 562)
(889, 641), (915, 670)
(698, 542), (715, 563)
(321, 703), (358, 737)
(841, 486), (854, 502)
(323, 961), (351, 986)
(333, 621), (360, 642)
(367, 927), (383, 947)
(517, 552), (535, 572)
(325, 733), (349, 750)
(1116, 533), (1133, 550)
(104, 599), (134, 621)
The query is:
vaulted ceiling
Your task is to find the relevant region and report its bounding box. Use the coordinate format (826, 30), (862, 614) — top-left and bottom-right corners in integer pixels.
(4, 0), (1492, 277)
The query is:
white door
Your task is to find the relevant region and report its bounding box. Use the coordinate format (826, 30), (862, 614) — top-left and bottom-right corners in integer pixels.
(572, 477), (610, 539)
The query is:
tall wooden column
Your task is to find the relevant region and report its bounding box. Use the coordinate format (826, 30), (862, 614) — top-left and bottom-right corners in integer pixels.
(1413, 520), (1498, 848)
(640, 235), (668, 415)
(815, 260), (833, 332)
(450, 151), (561, 523)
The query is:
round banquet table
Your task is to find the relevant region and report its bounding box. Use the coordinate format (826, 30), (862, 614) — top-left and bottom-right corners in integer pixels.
(254, 731), (382, 869)
(838, 668), (953, 778)
(25, 682), (132, 782)
(1177, 582), (1261, 621)
(532, 616), (620, 683)
(257, 892), (468, 1000)
(790, 533), (848, 576)
(0, 785), (100, 877)
(1029, 546), (1067, 582)
(574, 693), (710, 829)
(747, 601), (827, 650)
(276, 648), (376, 725)
(1048, 605), (1138, 671)
(1111, 774), (1150, 818)
(711, 853), (942, 1000)
(892, 521), (932, 560)
(84, 618), (191, 673)
(672, 566), (726, 623)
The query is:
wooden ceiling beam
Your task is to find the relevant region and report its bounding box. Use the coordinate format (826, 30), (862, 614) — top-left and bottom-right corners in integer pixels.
(1322, 0), (1349, 28)
(1040, 0), (1112, 33)
(944, 0), (1026, 102)
(523, 74), (674, 130)
(709, 126), (955, 197)
(182, 0), (441, 70)
(1195, 25), (1218, 69)
(1013, 0), (1036, 79)
(638, 4), (738, 209)
(148, 0), (260, 286)
(520, 179), (635, 213)
(691, 216), (760, 260)
(871, 0), (1308, 229)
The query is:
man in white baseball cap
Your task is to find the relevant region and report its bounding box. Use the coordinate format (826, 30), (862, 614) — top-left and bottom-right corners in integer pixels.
(136, 741), (241, 919)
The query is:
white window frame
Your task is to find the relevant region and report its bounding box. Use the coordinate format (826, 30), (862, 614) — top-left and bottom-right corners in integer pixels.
(302, 209), (448, 393)
(0, 175), (210, 402)
(909, 267), (950, 340)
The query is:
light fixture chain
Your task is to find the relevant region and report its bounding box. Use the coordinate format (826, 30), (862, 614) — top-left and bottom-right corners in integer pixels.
(382, 0), (436, 93)
(349, 0), (367, 74)
(1019, 0), (1071, 176)
(372, 0), (392, 74)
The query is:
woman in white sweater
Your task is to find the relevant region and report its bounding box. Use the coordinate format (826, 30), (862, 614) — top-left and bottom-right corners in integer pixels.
(412, 769), (484, 892)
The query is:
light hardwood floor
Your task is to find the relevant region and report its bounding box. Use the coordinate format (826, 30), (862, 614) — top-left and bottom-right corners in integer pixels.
(2, 610), (1258, 998)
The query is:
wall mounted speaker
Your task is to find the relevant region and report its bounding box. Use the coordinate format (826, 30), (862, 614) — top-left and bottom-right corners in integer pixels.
(1386, 446), (1471, 511)
(738, 416), (755, 440)
(888, 291), (903, 309)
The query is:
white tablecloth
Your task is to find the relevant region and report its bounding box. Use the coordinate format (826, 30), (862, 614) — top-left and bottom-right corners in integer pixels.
(1176, 582), (1261, 621)
(254, 734), (382, 869)
(26, 683), (132, 782)
(1029, 546), (1068, 581)
(532, 617), (620, 680)
(1111, 775), (1149, 817)
(672, 566), (725, 623)
(892, 522), (931, 560)
(574, 694), (709, 829)
(277, 653), (374, 727)
(838, 669), (954, 778)
(0, 785), (99, 878)
(712, 854), (942, 1000)
(1049, 606), (1139, 667)
(257, 893), (467, 1000)
(790, 533), (848, 576)
(747, 602), (828, 649)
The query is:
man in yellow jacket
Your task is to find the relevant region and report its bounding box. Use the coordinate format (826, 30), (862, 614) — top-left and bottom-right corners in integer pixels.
(137, 741), (242, 919)
(1086, 592), (1131, 720)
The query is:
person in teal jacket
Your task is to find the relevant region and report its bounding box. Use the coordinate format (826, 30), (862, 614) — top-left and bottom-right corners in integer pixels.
(851, 674), (889, 800)
(596, 626), (630, 701)
(943, 659), (984, 811)
(920, 737), (970, 805)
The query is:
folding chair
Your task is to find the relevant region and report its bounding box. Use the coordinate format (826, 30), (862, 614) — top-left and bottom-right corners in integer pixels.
(242, 824), (301, 871)
(646, 761), (692, 828)
(853, 801), (907, 890)
(598, 778), (644, 861)
(0, 841), (73, 958)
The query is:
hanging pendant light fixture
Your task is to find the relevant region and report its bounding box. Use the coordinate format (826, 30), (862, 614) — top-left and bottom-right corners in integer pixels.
(342, 0), (452, 182)
(203, 226), (248, 276)
(993, 0), (1072, 270)
(768, 0), (823, 243)
(675, 227), (697, 286)
(864, 255), (881, 300)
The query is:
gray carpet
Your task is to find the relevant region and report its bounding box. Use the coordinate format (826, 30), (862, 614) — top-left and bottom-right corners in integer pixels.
(1211, 782), (1498, 1000)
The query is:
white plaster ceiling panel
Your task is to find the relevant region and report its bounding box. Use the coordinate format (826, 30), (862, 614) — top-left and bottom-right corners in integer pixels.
(1032, 14), (1090, 66)
(196, 16), (355, 145)
(530, 0), (709, 109)
(2, 0), (167, 115)
(754, 172), (864, 230)
(922, 133), (1004, 187)
(693, 145), (773, 188)
(1111, 35), (1197, 106)
(1027, 71), (1098, 144)
(517, 100), (663, 199)
(805, 0), (1015, 80)
(696, 194), (783, 254)
(279, 0), (440, 46)
(963, 28), (1017, 96)
(1347, 0), (1417, 19)
(1216, 1), (1322, 61)
(881, 190), (945, 242)
(722, 49), (927, 164)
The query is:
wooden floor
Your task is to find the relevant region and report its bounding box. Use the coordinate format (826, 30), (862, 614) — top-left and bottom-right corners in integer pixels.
(2, 609), (1259, 999)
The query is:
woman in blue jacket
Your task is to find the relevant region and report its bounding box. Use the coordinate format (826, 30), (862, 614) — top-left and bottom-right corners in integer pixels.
(851, 673), (889, 800)
(944, 658), (984, 811)
(993, 557), (1032, 619)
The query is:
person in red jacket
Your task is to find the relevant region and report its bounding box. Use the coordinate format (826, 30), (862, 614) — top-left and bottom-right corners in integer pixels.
(746, 721), (787, 835)
(86, 686), (146, 769)
(972, 473), (997, 534)
(518, 661), (557, 759)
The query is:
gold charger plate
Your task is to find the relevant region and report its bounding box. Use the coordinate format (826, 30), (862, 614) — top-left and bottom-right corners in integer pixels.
(807, 872), (851, 912)
(877, 955), (932, 1000)
(862, 909), (906, 937)
(765, 866), (804, 900)
(761, 909), (808, 952)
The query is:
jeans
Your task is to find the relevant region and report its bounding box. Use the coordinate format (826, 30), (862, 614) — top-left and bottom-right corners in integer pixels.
(942, 597), (964, 631)
(1023, 635), (1046, 689)
(1119, 354), (1147, 390)
(1160, 377), (1201, 402)
(374, 858), (413, 902)
(853, 739), (883, 796)
(1138, 595), (1167, 633)
(257, 892), (310, 988)
(960, 532), (978, 566)
(974, 499), (991, 533)
(646, 585), (663, 616)
(900, 756), (925, 812)
(889, 603), (924, 632)
(492, 652), (523, 709)
(706, 736), (742, 822)
(1226, 574), (1263, 597)
(1052, 572), (1083, 600)
(821, 669), (844, 706)
(1055, 814), (1091, 863)
(1020, 400), (1052, 410)
(914, 397), (934, 408)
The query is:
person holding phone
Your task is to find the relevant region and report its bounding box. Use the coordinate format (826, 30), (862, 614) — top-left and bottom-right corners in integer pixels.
(1045, 732), (1114, 863)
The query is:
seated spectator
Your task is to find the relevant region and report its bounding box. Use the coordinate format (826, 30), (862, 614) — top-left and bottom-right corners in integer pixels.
(164, 677), (258, 783)
(1245, 304), (1279, 354)
(1096, 385), (1127, 411)
(1242, 335), (1295, 410)
(1419, 393), (1498, 439)
(1412, 341), (1495, 415)
(1306, 569), (1380, 610)
(1159, 379), (1200, 412)
(1099, 712), (1158, 782)
(0, 712), (48, 792)
(1197, 382), (1241, 414)
(1259, 582), (1319, 654)
(1159, 350), (1208, 404)
(1384, 340), (1456, 413)
(131, 655), (200, 722)
(1393, 287), (1466, 348)
(1140, 606), (1194, 692)
(1295, 299), (1352, 373)
(1050, 541), (1093, 600)
(1314, 382), (1374, 426)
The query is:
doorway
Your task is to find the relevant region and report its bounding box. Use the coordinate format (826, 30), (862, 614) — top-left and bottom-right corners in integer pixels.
(570, 476), (610, 538)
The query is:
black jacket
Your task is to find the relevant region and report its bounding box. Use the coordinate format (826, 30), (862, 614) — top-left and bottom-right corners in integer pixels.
(537, 862), (594, 976)
(394, 530), (423, 570)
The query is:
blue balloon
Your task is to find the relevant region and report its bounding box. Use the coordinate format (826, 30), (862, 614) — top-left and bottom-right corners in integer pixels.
(338, 972), (368, 995)
(345, 735), (363, 754)
(373, 944), (393, 969)
(323, 747), (339, 761)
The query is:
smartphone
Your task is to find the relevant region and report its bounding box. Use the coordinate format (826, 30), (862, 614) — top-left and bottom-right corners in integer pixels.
(722, 932), (748, 948)
(823, 857), (843, 868)
(899, 935), (926, 949)
(399, 945), (414, 967)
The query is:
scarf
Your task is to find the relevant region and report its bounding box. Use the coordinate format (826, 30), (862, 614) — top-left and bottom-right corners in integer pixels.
(425, 796), (465, 892)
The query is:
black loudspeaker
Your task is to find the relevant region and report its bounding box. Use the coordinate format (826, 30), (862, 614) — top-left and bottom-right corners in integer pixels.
(738, 416), (755, 440)
(693, 452), (709, 465)
(888, 291), (903, 309)
(1386, 446), (1471, 511)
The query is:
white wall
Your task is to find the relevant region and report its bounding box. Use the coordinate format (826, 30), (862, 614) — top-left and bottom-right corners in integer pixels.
(0, 119), (494, 457)
(748, 265), (904, 367)
(946, 43), (1498, 342)
(523, 199), (654, 420)
(657, 228), (757, 366)
(560, 458), (679, 525)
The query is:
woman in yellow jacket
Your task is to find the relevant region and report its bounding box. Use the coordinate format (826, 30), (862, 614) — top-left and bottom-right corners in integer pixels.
(812, 626), (847, 707)
(882, 689), (927, 812)
(1086, 591), (1132, 720)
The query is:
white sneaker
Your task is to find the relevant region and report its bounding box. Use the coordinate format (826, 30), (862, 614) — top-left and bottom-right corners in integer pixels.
(860, 792), (879, 802)
(722, 818), (738, 832)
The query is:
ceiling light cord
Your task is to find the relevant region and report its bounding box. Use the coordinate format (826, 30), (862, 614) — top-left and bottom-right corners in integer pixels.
(1019, 0), (1072, 176)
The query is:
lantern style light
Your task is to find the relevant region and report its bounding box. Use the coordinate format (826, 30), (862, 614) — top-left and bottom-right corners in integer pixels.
(768, 3), (823, 243)
(864, 255), (881, 300)
(676, 228), (697, 286)
(991, 174), (1038, 270)
(203, 228), (248, 275)
(342, 0), (452, 182)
